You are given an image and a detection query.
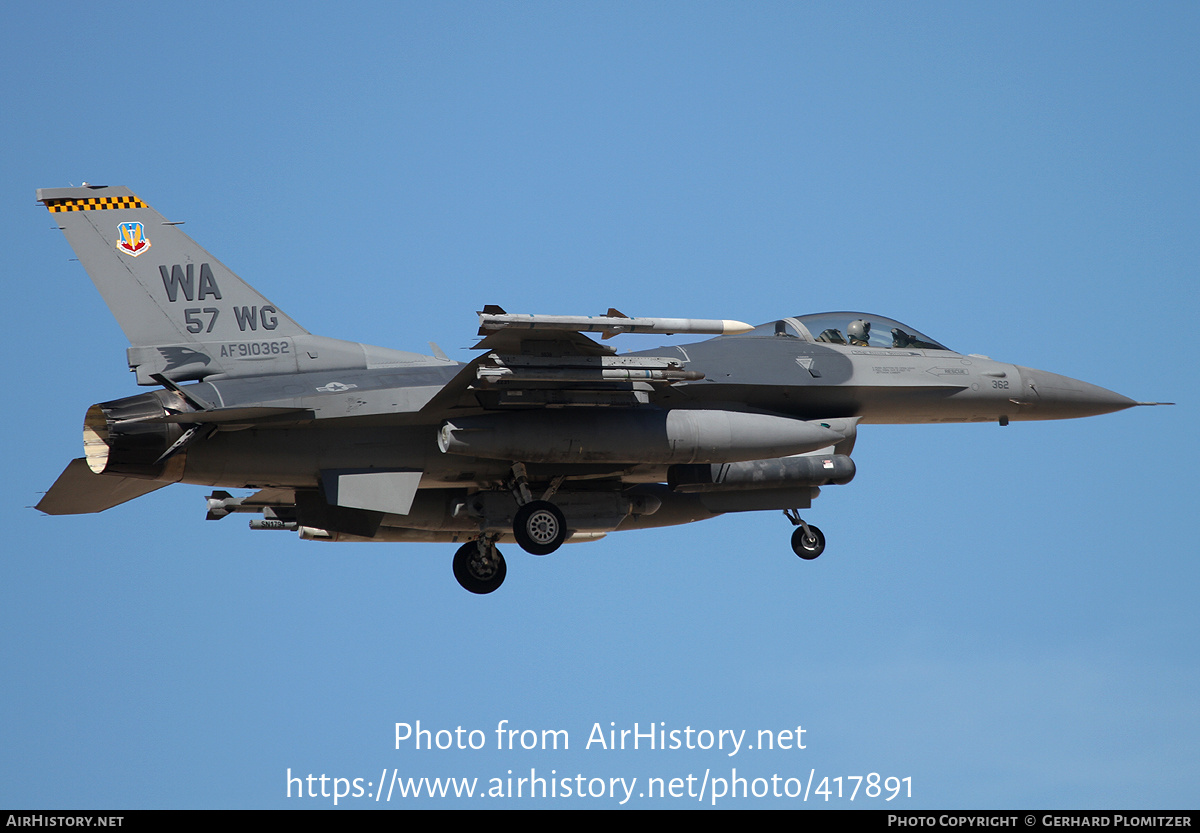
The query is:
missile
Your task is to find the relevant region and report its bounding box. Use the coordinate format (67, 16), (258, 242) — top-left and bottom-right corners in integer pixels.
(476, 366), (705, 384)
(478, 306), (753, 339)
(249, 519), (299, 531)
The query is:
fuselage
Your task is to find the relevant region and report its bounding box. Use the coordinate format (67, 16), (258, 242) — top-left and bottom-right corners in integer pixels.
(161, 311), (1133, 495)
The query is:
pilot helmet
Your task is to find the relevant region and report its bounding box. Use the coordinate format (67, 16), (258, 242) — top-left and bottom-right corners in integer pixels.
(847, 319), (871, 342)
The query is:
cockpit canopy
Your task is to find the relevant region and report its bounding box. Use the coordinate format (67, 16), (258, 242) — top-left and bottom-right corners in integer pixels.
(746, 312), (953, 352)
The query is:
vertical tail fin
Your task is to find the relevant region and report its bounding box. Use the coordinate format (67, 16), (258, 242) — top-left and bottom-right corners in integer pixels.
(38, 185), (308, 349)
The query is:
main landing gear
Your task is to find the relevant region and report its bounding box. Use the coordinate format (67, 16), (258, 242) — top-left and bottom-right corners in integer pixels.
(513, 500), (567, 556)
(451, 498), (567, 593)
(453, 536), (507, 595)
(508, 464), (568, 556)
(784, 509), (825, 560)
(452, 466), (571, 593)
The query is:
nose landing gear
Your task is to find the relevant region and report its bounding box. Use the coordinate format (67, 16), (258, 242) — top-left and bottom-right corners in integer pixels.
(784, 509), (825, 560)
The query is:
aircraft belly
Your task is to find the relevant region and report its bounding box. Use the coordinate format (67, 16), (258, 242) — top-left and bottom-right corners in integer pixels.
(180, 425), (445, 488)
(181, 424), (678, 492)
(614, 490), (719, 530)
(308, 528), (475, 544)
(342, 487), (698, 538)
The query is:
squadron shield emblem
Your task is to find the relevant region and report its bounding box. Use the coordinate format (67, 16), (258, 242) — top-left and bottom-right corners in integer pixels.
(115, 221), (151, 257)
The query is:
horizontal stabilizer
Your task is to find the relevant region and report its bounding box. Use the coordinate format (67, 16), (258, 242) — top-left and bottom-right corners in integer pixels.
(37, 458), (171, 515)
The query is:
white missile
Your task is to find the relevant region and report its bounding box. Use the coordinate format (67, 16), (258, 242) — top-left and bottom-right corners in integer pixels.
(478, 306), (753, 339)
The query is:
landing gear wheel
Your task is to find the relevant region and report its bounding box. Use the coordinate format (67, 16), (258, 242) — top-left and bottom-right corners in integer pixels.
(513, 500), (567, 556)
(791, 524), (825, 560)
(453, 540), (507, 594)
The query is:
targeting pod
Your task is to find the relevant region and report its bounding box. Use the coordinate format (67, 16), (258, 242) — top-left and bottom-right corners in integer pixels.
(669, 454), (856, 493)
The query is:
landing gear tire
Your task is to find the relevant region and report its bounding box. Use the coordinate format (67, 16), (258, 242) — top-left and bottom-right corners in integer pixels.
(513, 500), (567, 556)
(791, 524), (825, 560)
(453, 540), (507, 594)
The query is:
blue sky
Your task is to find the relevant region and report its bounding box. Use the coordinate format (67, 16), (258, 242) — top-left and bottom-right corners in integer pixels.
(1, 2), (1195, 809)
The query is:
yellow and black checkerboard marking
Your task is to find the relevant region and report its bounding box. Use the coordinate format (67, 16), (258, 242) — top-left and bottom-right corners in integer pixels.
(43, 196), (148, 213)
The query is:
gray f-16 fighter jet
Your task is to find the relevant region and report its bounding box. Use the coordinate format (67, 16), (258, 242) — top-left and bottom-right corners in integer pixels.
(36, 186), (1160, 593)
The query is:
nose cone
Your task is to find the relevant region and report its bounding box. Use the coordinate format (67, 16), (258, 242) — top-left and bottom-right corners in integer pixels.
(1014, 366), (1137, 419)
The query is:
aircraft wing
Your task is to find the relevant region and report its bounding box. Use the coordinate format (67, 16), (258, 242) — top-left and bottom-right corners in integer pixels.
(419, 306), (734, 416)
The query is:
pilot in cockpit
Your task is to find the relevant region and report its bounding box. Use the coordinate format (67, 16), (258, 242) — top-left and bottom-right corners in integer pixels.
(846, 319), (871, 346)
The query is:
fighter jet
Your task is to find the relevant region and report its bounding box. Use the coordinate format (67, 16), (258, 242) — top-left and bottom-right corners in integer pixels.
(35, 185), (1162, 593)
